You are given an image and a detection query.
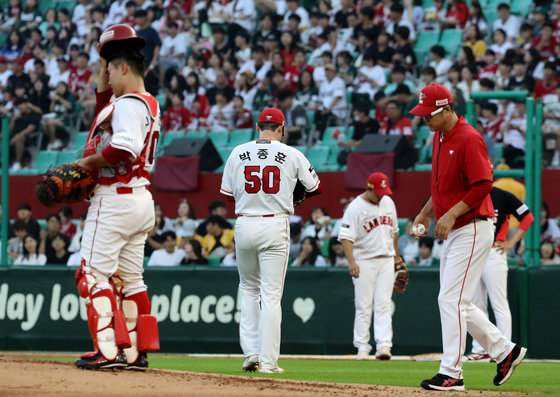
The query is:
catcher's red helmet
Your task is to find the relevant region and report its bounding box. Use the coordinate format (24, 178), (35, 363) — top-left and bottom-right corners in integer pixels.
(99, 24), (146, 59)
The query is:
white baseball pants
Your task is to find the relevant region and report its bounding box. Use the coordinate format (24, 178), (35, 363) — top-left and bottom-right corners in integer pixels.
(352, 256), (394, 354)
(471, 247), (511, 354)
(438, 219), (514, 379)
(81, 185), (155, 296)
(235, 214), (290, 370)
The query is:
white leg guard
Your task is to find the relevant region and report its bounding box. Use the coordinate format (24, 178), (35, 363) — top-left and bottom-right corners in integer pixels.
(122, 290), (159, 364)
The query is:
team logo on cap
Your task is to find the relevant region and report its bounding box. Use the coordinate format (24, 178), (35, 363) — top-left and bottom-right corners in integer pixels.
(419, 92), (426, 104)
(100, 30), (114, 43)
(266, 115), (272, 120)
(380, 179), (387, 188)
(436, 99), (449, 106)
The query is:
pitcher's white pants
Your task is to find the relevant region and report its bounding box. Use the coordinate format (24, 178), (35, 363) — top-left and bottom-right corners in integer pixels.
(352, 256), (394, 353)
(235, 214), (290, 370)
(438, 219), (514, 379)
(471, 247), (511, 354)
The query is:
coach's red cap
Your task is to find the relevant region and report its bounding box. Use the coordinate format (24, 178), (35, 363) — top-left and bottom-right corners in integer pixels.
(0, 56), (7, 63)
(409, 84), (452, 117)
(367, 172), (392, 197)
(258, 108), (285, 125)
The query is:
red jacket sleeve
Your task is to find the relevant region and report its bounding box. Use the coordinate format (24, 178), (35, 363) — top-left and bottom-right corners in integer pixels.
(96, 88), (113, 114)
(462, 180), (492, 210)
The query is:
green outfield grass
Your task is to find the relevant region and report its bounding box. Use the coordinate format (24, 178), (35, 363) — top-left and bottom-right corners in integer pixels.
(51, 356), (560, 395)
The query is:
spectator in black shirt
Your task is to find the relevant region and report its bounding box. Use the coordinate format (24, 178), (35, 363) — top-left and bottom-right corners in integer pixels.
(370, 30), (394, 68)
(278, 88), (308, 145)
(252, 13), (279, 45)
(16, 202), (41, 240)
(182, 239), (209, 265)
(46, 232), (71, 265)
(352, 6), (375, 42)
(6, 57), (31, 96)
(196, 200), (233, 236)
(8, 98), (40, 170)
(135, 9), (161, 94)
(29, 77), (50, 114)
(508, 57), (535, 92)
(392, 26), (416, 72)
(40, 213), (61, 263)
(212, 26), (232, 59)
(206, 70), (235, 106)
(337, 106), (379, 165)
(334, 0), (356, 28)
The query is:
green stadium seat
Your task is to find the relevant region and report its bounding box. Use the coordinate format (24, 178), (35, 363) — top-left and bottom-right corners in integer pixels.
(73, 131), (88, 151)
(322, 126), (346, 147)
(161, 131), (185, 147)
(307, 146), (329, 170)
(493, 143), (504, 166)
(209, 130), (229, 148)
(39, 0), (57, 13)
(156, 93), (166, 108)
(35, 150), (60, 173)
(186, 130), (208, 139)
(229, 129), (254, 146)
(510, 0), (527, 16)
(414, 126), (431, 148)
(414, 163), (432, 171)
(58, 150), (77, 165)
(207, 257), (222, 267)
(327, 146), (342, 167)
(439, 29), (463, 56)
(414, 30), (440, 61)
(217, 147), (233, 162)
(306, 110), (315, 125)
(398, 218), (409, 236)
(484, 10), (500, 31)
(321, 239), (330, 258)
(421, 0), (434, 9)
(293, 145), (308, 155)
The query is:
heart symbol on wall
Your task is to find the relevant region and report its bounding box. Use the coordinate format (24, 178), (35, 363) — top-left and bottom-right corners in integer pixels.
(293, 297), (315, 323)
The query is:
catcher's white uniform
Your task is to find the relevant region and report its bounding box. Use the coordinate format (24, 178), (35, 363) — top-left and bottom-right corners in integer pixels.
(338, 195), (399, 356)
(221, 138), (320, 371)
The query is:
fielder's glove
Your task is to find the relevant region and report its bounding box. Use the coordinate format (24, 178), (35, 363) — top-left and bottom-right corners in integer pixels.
(35, 162), (95, 207)
(293, 180), (307, 207)
(393, 258), (409, 294)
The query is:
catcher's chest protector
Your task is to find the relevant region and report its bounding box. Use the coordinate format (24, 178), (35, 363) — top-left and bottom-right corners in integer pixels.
(86, 92), (160, 185)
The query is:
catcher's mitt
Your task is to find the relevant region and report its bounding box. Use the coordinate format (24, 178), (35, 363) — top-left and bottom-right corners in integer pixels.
(293, 180), (307, 207)
(393, 259), (409, 294)
(35, 162), (95, 207)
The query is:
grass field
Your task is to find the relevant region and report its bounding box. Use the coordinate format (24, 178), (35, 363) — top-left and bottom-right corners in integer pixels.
(51, 355), (560, 395)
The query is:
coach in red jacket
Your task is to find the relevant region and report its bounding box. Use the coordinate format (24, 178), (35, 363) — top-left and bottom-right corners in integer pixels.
(409, 84), (526, 391)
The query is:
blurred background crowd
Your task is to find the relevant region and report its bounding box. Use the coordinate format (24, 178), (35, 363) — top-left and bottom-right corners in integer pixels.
(1, 0), (560, 266)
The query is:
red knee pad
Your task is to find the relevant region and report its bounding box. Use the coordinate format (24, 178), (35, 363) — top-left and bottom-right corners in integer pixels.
(137, 314), (160, 352)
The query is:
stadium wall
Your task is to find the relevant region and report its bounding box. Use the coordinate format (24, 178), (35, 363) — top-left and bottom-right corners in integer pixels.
(3, 170), (560, 219)
(0, 266), (558, 358)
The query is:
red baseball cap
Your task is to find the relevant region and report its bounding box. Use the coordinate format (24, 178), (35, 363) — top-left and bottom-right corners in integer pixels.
(367, 172), (392, 197)
(409, 84), (452, 117)
(258, 108), (285, 125)
(13, 57), (25, 66)
(0, 56), (7, 63)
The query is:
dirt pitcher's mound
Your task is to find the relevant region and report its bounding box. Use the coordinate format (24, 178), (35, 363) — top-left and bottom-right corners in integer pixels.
(0, 354), (529, 397)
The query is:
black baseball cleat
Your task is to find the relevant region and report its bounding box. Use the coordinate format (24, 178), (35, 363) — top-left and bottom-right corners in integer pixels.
(125, 352), (149, 371)
(494, 344), (527, 386)
(421, 373), (466, 391)
(75, 350), (127, 370)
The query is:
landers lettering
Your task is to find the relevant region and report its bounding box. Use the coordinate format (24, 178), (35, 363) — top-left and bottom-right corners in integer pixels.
(363, 216), (394, 232)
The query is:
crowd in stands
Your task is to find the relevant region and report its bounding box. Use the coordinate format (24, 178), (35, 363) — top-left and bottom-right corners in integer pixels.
(2, 0), (560, 171)
(4, 192), (560, 266)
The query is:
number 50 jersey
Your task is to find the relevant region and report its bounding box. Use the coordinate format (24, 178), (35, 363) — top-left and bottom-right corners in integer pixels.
(220, 139), (320, 216)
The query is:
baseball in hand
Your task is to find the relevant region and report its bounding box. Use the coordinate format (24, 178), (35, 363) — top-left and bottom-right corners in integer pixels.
(412, 224), (426, 237)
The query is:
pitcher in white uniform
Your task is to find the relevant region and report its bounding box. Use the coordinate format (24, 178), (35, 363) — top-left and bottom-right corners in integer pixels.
(338, 172), (401, 361)
(220, 108), (321, 374)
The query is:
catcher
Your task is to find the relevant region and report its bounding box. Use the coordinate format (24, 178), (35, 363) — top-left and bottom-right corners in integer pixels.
(36, 24), (161, 370)
(338, 172), (408, 361)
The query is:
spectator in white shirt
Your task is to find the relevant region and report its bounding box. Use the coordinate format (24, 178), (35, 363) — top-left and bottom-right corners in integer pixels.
(234, 30), (252, 67)
(354, 53), (386, 101)
(428, 45), (453, 85)
(315, 63), (347, 138)
(48, 56), (70, 89)
(105, 0), (128, 29)
(284, 0), (310, 32)
(159, 21), (187, 81)
(490, 28), (514, 61)
(14, 235), (47, 266)
(207, 90), (235, 131)
(239, 45), (272, 84)
(386, 3), (416, 41)
(147, 231), (186, 266)
(492, 3), (520, 43)
(230, 0), (255, 35)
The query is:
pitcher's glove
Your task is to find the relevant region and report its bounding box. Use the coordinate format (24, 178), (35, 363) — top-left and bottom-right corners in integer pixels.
(293, 180), (307, 207)
(393, 258), (409, 294)
(35, 162), (95, 207)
